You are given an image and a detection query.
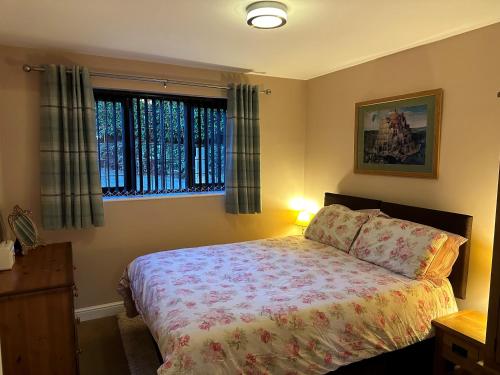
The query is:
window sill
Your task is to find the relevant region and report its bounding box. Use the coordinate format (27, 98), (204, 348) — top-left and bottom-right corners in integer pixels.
(103, 191), (224, 203)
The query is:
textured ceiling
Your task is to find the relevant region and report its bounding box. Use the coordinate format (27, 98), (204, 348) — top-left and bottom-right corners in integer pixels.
(1, 0), (499, 79)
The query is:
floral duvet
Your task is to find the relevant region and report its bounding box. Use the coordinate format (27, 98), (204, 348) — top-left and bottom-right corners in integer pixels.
(119, 235), (457, 375)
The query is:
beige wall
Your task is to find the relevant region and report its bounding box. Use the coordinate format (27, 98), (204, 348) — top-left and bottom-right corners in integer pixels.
(305, 23), (500, 313)
(0, 45), (307, 308)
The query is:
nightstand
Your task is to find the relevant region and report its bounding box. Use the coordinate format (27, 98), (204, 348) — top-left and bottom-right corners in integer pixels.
(432, 310), (487, 375)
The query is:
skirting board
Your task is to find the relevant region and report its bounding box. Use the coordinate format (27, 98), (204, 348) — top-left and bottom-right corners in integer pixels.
(75, 301), (125, 322)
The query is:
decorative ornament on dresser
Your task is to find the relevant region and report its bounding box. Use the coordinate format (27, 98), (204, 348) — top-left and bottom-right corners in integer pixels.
(8, 205), (42, 255)
(354, 89), (443, 178)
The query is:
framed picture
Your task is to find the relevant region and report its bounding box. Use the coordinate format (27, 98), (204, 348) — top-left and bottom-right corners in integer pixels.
(354, 89), (443, 178)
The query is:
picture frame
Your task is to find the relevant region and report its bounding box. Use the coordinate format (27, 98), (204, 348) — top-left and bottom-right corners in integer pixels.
(8, 205), (42, 255)
(354, 89), (443, 178)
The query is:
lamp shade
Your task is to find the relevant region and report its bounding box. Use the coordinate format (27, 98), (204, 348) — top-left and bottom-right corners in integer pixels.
(246, 1), (288, 29)
(295, 210), (313, 227)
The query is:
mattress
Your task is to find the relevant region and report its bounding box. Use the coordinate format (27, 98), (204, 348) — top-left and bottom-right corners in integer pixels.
(119, 235), (458, 374)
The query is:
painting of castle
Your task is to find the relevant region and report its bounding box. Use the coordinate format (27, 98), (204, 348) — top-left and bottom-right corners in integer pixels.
(363, 104), (427, 165)
(354, 89), (442, 178)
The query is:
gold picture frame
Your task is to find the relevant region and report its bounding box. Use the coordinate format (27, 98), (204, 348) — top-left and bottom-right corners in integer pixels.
(354, 89), (443, 178)
(8, 205), (42, 254)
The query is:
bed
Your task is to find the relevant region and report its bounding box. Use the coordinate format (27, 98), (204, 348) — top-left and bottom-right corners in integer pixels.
(118, 193), (473, 375)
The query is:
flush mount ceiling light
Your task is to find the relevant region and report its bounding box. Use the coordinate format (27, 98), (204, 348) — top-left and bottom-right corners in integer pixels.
(246, 1), (287, 29)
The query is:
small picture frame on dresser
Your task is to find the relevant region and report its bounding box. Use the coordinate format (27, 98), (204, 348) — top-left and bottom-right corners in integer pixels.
(7, 205), (42, 255)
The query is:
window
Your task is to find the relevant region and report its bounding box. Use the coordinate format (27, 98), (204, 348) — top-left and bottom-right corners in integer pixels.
(94, 90), (226, 197)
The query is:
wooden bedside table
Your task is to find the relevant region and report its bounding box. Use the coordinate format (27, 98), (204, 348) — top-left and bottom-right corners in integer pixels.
(432, 310), (487, 375)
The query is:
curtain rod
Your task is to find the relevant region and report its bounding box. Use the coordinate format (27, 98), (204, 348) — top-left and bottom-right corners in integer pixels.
(22, 64), (272, 95)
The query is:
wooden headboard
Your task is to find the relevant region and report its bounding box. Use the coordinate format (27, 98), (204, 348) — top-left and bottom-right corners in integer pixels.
(324, 193), (473, 299)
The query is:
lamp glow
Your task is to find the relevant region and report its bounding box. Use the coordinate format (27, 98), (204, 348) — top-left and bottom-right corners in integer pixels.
(289, 197), (306, 211)
(295, 210), (313, 228)
(246, 1), (288, 29)
(304, 201), (320, 214)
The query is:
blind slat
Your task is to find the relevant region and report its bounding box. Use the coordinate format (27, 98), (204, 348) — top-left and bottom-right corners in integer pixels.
(177, 102), (182, 190)
(198, 107), (202, 185)
(153, 100), (159, 192)
(96, 102), (102, 185)
(204, 107), (209, 185)
(136, 99), (144, 193)
(104, 102), (111, 188)
(144, 99), (151, 192)
(159, 101), (166, 191)
(168, 101), (174, 190)
(210, 108), (215, 185)
(112, 102), (119, 190)
(215, 108), (220, 184)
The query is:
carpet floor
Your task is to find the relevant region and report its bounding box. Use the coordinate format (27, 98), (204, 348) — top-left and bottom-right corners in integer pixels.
(117, 312), (161, 374)
(78, 314), (160, 375)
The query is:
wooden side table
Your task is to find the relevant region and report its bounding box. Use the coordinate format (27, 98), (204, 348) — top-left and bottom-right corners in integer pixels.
(432, 310), (487, 374)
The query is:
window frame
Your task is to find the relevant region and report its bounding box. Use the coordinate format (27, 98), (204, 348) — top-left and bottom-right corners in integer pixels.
(93, 88), (227, 197)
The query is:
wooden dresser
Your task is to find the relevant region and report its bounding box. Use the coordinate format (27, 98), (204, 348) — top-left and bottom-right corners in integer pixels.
(0, 242), (78, 375)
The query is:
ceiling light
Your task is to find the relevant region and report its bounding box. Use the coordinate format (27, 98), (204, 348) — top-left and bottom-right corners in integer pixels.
(246, 1), (287, 29)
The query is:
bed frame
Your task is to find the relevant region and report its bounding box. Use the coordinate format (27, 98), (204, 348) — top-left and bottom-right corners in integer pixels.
(324, 192), (473, 374)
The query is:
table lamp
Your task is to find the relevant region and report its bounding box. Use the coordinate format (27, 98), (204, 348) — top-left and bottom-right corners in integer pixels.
(295, 210), (313, 234)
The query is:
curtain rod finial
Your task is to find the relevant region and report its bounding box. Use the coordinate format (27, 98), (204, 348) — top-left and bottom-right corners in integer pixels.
(263, 89), (272, 95)
(22, 64), (32, 72)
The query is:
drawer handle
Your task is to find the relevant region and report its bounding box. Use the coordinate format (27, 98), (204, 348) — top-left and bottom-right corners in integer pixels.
(76, 349), (83, 355)
(451, 343), (468, 358)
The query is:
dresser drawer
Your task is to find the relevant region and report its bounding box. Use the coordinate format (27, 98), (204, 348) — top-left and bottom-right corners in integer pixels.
(0, 242), (77, 375)
(0, 287), (77, 374)
(442, 332), (480, 362)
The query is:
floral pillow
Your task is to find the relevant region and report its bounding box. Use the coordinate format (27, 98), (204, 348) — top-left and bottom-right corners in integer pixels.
(424, 232), (467, 279)
(356, 208), (390, 218)
(350, 217), (448, 279)
(304, 204), (371, 252)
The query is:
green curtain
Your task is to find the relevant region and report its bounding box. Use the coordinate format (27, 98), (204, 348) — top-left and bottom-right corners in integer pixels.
(225, 84), (261, 214)
(40, 65), (104, 229)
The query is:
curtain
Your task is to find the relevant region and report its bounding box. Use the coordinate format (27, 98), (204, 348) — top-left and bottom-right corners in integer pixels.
(40, 65), (104, 229)
(225, 84), (261, 214)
